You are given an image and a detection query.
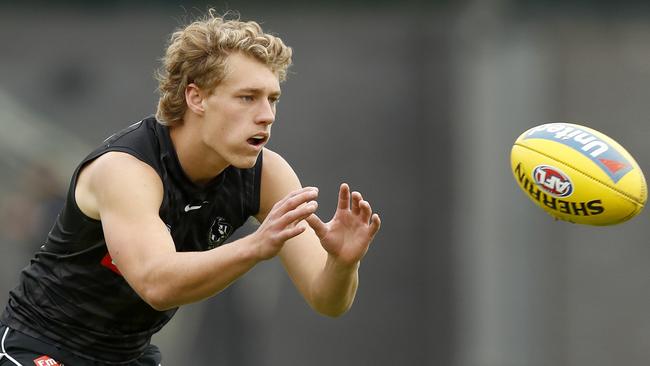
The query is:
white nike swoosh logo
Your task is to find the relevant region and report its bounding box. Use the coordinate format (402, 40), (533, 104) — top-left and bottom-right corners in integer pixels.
(184, 204), (203, 212)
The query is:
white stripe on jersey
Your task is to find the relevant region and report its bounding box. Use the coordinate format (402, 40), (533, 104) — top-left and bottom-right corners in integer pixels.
(1, 327), (24, 365)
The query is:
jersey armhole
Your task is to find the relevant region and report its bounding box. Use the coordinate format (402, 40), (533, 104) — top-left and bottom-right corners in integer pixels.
(69, 147), (159, 223)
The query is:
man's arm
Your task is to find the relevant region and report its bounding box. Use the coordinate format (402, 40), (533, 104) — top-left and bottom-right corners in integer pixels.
(76, 151), (318, 311)
(256, 149), (381, 317)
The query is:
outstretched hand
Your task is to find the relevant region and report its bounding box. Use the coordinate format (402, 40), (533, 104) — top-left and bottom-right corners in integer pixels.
(305, 183), (381, 267)
(252, 187), (319, 260)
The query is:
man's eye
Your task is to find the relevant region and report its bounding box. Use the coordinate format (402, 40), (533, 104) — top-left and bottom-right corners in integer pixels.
(240, 95), (254, 102)
(269, 97), (280, 105)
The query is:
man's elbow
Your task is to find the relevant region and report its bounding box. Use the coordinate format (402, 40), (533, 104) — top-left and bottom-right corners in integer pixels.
(318, 308), (349, 318)
(312, 300), (353, 318)
(139, 284), (178, 311)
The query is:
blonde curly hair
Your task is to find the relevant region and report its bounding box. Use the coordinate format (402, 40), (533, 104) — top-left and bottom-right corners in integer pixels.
(155, 10), (293, 126)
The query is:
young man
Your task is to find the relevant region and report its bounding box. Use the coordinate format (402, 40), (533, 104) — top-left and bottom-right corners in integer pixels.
(0, 11), (380, 366)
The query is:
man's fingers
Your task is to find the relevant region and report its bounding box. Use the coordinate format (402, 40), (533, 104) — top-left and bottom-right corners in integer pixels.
(278, 222), (308, 242)
(369, 213), (381, 237)
(351, 191), (363, 215)
(272, 187), (318, 217)
(337, 183), (350, 210)
(305, 213), (327, 239)
(359, 200), (372, 223)
(277, 200), (318, 228)
(280, 187), (318, 204)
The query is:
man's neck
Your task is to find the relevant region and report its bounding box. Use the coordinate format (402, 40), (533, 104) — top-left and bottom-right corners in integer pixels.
(168, 123), (229, 185)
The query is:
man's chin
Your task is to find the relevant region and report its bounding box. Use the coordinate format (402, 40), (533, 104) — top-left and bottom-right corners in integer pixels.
(230, 153), (261, 169)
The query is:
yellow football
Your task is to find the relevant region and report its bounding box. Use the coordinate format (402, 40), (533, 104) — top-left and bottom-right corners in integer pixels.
(511, 122), (647, 225)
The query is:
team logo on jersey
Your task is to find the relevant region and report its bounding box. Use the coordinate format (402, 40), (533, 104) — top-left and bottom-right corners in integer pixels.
(532, 165), (573, 197)
(208, 216), (232, 249)
(33, 355), (63, 366)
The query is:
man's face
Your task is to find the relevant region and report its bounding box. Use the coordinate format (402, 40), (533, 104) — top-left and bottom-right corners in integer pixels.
(200, 52), (281, 168)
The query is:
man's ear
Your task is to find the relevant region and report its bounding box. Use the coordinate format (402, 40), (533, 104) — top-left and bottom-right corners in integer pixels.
(185, 83), (205, 115)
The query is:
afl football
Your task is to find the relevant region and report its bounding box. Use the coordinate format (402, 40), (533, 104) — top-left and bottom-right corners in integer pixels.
(511, 122), (646, 225)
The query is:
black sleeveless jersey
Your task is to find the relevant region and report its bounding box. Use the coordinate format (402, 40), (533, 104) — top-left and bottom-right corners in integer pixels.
(1, 116), (262, 364)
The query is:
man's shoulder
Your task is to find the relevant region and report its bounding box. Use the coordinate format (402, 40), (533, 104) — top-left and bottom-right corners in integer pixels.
(76, 151), (163, 220)
(261, 147), (291, 172)
(256, 148), (302, 219)
(88, 151), (162, 186)
(103, 117), (156, 145)
(259, 148), (300, 189)
(81, 117), (164, 178)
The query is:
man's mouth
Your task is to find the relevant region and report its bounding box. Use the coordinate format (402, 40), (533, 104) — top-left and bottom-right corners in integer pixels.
(247, 134), (268, 146)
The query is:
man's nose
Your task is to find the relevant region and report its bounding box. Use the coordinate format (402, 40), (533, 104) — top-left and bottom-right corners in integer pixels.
(256, 100), (275, 125)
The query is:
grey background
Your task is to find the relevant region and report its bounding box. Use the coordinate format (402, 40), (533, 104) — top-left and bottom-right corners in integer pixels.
(1, 1), (650, 365)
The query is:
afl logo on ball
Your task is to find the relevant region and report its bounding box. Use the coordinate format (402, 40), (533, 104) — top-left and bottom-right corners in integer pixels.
(532, 165), (574, 198)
